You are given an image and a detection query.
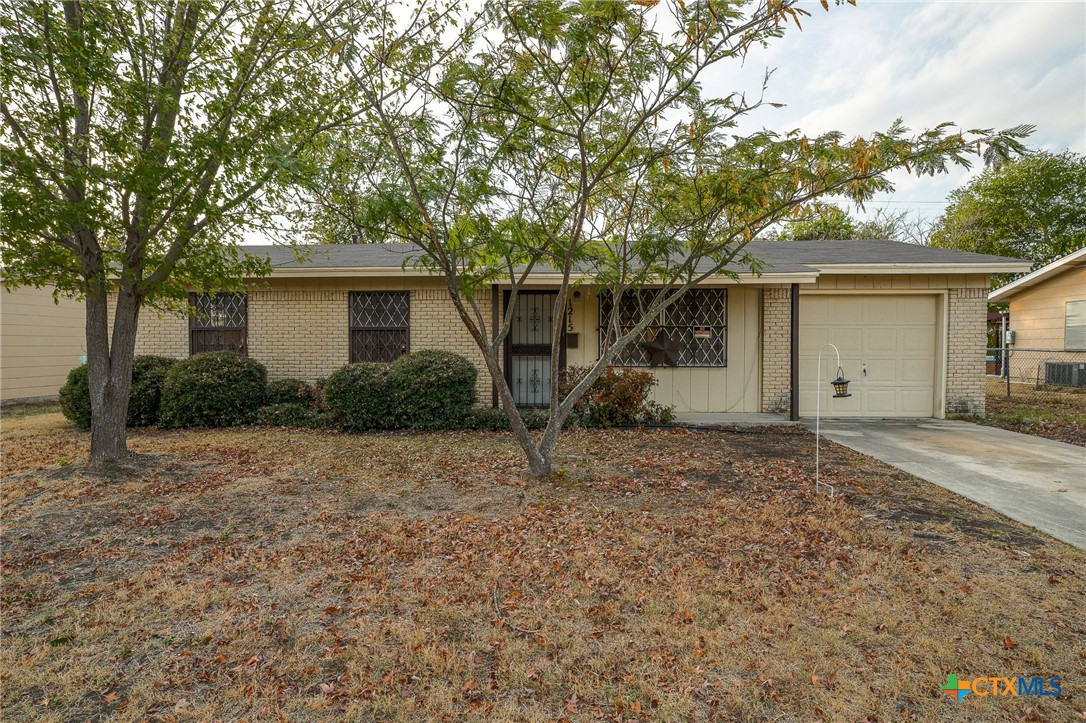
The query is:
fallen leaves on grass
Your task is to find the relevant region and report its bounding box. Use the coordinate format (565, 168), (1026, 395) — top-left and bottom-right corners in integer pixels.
(1, 417), (1083, 722)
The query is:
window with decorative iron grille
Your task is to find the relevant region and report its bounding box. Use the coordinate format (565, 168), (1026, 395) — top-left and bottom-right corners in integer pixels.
(189, 293), (247, 355)
(599, 288), (727, 367)
(350, 291), (410, 363)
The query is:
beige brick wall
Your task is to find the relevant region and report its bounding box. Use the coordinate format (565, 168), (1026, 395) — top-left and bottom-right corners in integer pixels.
(761, 285), (791, 414)
(409, 287), (495, 404)
(249, 289), (348, 382)
(112, 279), (497, 406)
(106, 298), (189, 359)
(946, 286), (987, 415)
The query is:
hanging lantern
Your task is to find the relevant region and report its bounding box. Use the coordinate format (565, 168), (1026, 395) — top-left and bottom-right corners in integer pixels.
(831, 367), (851, 398)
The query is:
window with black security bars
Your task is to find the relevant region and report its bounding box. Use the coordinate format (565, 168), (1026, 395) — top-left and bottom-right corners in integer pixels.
(350, 291), (410, 363)
(189, 293), (247, 355)
(599, 288), (727, 367)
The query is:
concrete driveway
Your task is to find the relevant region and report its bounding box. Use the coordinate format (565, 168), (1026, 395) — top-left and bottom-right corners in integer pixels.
(806, 419), (1086, 550)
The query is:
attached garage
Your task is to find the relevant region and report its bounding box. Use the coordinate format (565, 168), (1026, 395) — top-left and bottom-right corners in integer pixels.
(799, 294), (939, 417)
(106, 239), (1030, 420)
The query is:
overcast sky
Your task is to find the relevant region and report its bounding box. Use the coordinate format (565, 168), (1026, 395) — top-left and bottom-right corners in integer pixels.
(262, 0), (1085, 244)
(708, 0), (1086, 223)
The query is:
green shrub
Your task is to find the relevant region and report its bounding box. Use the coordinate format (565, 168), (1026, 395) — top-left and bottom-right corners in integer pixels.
(127, 356), (177, 426)
(323, 362), (394, 431)
(462, 407), (510, 431)
(463, 407), (551, 431)
(559, 366), (673, 428)
(58, 355), (178, 429)
(640, 400), (676, 426)
(159, 352), (267, 428)
(388, 350), (477, 429)
(254, 403), (325, 429)
(58, 364), (91, 429)
(266, 378), (317, 408)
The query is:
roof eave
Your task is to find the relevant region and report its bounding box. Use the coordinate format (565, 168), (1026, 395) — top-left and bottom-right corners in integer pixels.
(262, 266), (820, 284)
(988, 246), (1086, 303)
(812, 262), (1032, 275)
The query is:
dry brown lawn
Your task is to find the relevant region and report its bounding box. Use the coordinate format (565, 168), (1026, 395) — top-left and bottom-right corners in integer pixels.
(2, 410), (1084, 721)
(973, 388), (1086, 447)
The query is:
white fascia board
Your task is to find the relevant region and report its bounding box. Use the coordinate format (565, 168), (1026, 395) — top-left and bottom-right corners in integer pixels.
(988, 246), (1086, 303)
(812, 262), (1032, 275)
(264, 267), (821, 284)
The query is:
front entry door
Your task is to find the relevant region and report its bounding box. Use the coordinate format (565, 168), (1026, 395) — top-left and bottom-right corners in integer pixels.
(505, 291), (565, 407)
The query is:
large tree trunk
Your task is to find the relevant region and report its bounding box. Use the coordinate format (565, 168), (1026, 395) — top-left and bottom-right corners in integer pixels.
(85, 280), (140, 467)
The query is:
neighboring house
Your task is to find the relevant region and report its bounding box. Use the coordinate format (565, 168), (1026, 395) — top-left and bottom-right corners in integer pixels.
(1, 282), (86, 403)
(988, 246), (1086, 387)
(117, 240), (1029, 418)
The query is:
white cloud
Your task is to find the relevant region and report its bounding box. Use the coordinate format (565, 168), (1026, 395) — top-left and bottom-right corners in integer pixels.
(704, 0), (1086, 222)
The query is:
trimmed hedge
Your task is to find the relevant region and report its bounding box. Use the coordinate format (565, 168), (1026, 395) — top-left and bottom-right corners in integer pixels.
(128, 356), (177, 426)
(58, 355), (178, 429)
(388, 350), (477, 429)
(254, 403), (325, 429)
(323, 351), (479, 431)
(159, 352), (267, 428)
(266, 378), (318, 408)
(463, 407), (549, 431)
(58, 364), (92, 429)
(323, 362), (393, 431)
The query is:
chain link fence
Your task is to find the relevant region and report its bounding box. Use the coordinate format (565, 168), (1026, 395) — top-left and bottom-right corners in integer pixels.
(985, 348), (1086, 405)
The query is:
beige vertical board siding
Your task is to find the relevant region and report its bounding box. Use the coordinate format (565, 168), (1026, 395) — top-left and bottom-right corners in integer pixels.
(1, 284), (87, 402)
(564, 286), (599, 368)
(561, 286), (758, 413)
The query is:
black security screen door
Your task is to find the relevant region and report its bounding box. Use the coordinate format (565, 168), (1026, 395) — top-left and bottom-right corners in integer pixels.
(504, 291), (565, 407)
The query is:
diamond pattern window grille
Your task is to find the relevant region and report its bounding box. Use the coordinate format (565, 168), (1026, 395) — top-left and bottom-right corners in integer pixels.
(191, 293), (246, 329)
(189, 293), (247, 355)
(350, 292), (410, 363)
(599, 288), (727, 367)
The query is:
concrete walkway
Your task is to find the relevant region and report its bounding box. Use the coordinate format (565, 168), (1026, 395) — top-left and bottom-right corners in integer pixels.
(804, 419), (1086, 550)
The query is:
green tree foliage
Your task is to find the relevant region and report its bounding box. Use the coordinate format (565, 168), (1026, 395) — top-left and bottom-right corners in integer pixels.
(930, 150), (1086, 267)
(306, 0), (1030, 475)
(1, 1), (354, 464)
(773, 206), (931, 242)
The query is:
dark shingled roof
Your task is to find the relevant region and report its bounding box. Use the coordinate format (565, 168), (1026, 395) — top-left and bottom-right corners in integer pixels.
(244, 239), (1027, 275)
(745, 239), (1026, 266)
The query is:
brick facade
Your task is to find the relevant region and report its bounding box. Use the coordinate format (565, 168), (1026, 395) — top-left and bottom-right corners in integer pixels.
(248, 289), (348, 382)
(112, 302), (189, 359)
(111, 274), (991, 418)
(946, 286), (987, 415)
(760, 285), (791, 414)
(409, 288), (495, 403)
(114, 281), (496, 406)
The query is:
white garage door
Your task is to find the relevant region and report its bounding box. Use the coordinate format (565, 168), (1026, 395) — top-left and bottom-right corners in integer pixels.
(799, 295), (937, 417)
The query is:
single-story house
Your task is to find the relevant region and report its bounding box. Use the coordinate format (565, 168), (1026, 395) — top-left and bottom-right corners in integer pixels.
(117, 239), (1030, 418)
(988, 246), (1086, 387)
(1, 282), (86, 404)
